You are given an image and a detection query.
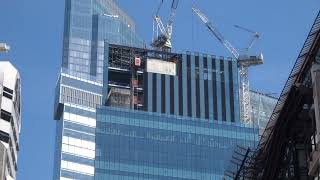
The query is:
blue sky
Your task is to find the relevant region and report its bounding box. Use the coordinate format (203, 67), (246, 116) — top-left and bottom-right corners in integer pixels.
(0, 0), (318, 179)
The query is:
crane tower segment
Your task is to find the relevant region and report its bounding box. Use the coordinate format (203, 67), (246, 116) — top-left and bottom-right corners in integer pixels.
(152, 0), (180, 51)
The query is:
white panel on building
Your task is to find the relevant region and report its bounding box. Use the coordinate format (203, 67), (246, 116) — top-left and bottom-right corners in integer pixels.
(61, 160), (94, 175)
(146, 59), (176, 76)
(62, 136), (95, 150)
(63, 112), (96, 128)
(61, 144), (95, 159)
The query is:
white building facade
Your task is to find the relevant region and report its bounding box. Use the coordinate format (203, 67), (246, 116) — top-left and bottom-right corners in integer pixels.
(0, 62), (21, 180)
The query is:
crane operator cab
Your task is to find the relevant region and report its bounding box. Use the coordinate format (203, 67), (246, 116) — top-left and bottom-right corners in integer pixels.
(238, 53), (264, 67)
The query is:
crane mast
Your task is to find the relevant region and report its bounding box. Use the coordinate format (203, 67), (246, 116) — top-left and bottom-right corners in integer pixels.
(192, 6), (263, 125)
(152, 0), (179, 51)
(166, 0), (179, 41)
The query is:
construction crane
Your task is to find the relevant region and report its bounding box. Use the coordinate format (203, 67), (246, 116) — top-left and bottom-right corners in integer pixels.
(234, 25), (260, 53)
(192, 6), (264, 125)
(152, 0), (179, 51)
(0, 43), (10, 53)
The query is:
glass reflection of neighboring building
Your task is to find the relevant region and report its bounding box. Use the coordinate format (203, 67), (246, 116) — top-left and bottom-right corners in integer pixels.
(250, 90), (278, 135)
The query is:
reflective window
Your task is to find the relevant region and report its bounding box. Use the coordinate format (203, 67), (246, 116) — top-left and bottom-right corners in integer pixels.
(95, 107), (259, 180)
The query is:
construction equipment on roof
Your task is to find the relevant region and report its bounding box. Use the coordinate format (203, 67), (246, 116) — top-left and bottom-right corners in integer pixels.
(106, 88), (131, 108)
(0, 43), (10, 53)
(192, 6), (264, 125)
(152, 0), (179, 51)
(234, 25), (260, 53)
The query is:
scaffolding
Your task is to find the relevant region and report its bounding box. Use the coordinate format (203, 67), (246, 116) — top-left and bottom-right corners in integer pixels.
(106, 44), (181, 110)
(106, 88), (131, 108)
(224, 146), (256, 180)
(250, 90), (278, 135)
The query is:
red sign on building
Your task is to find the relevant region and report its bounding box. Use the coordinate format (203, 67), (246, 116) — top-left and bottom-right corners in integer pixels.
(135, 57), (141, 66)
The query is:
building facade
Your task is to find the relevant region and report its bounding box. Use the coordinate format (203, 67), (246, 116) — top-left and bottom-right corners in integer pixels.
(53, 0), (259, 180)
(53, 0), (144, 179)
(104, 44), (240, 123)
(97, 44), (257, 179)
(0, 62), (21, 180)
(250, 90), (277, 135)
(95, 107), (258, 180)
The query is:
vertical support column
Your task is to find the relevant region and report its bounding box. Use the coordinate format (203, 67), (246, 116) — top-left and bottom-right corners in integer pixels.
(207, 57), (214, 120)
(174, 74), (179, 116)
(220, 58), (226, 121)
(182, 54), (188, 117)
(312, 63), (320, 142)
(191, 55), (196, 118)
(216, 59), (222, 121)
(156, 74), (162, 113)
(147, 73), (153, 112)
(165, 75), (170, 114)
(199, 55), (205, 119)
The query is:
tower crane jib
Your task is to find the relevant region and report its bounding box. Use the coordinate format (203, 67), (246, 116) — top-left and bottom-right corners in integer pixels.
(192, 6), (264, 125)
(191, 7), (240, 60)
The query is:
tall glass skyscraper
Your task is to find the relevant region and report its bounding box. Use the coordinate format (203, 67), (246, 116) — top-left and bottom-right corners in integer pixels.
(53, 1), (259, 180)
(53, 0), (143, 179)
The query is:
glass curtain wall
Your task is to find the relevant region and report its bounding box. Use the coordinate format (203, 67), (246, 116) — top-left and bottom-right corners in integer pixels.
(95, 107), (259, 180)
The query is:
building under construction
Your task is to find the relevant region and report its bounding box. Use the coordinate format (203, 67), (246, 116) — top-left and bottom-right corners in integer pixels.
(103, 43), (241, 122)
(224, 10), (320, 180)
(53, 0), (260, 179)
(94, 43), (259, 179)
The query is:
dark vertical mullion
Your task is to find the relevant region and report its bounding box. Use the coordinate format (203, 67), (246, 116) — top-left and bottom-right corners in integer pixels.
(170, 76), (174, 114)
(187, 55), (192, 117)
(152, 74), (157, 112)
(220, 60), (226, 121)
(212, 58), (218, 121)
(144, 72), (148, 111)
(179, 60), (183, 115)
(161, 75), (166, 114)
(204, 57), (209, 119)
(228, 61), (235, 122)
(90, 15), (99, 76)
(63, 0), (71, 68)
